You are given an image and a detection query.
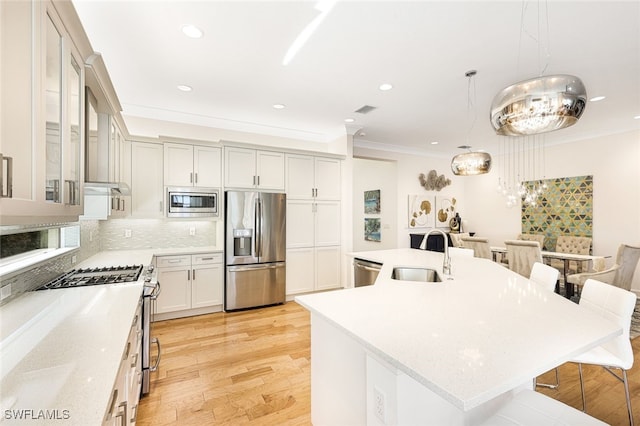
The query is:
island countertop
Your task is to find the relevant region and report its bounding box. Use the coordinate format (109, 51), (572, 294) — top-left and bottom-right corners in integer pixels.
(296, 248), (622, 411)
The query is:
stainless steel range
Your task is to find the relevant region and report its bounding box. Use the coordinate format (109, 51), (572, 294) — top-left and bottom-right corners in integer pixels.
(37, 265), (144, 289)
(36, 264), (161, 397)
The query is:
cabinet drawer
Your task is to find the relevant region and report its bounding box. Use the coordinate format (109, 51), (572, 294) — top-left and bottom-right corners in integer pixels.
(156, 255), (191, 268)
(192, 252), (223, 265)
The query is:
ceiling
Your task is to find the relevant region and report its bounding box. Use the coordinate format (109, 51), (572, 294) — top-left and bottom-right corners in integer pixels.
(71, 0), (640, 156)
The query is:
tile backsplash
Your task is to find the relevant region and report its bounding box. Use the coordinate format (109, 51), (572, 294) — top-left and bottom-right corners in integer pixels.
(99, 218), (219, 250)
(0, 218), (219, 306)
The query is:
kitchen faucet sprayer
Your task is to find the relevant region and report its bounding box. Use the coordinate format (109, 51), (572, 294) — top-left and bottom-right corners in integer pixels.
(426, 229), (451, 276)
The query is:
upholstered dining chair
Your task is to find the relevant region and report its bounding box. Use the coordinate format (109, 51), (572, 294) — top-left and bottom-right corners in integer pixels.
(460, 236), (491, 259)
(504, 240), (543, 278)
(550, 235), (593, 276)
(517, 233), (546, 250)
(449, 232), (470, 248)
(567, 244), (640, 292)
(569, 278), (637, 426)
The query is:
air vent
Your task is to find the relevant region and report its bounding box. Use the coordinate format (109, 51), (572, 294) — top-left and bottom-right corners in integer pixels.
(355, 105), (377, 114)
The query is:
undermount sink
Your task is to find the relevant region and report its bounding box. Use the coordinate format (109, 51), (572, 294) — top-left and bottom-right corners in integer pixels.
(391, 267), (442, 282)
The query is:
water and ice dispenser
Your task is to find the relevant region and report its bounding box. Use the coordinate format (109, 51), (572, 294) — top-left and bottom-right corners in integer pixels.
(233, 229), (253, 257)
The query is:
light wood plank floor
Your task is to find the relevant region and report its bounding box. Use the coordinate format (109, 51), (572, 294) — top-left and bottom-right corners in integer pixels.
(138, 301), (640, 425)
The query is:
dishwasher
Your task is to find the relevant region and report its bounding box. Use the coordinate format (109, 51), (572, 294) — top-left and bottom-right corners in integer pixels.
(353, 258), (382, 287)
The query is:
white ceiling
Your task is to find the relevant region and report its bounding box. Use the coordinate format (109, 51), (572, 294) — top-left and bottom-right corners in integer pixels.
(71, 0), (640, 156)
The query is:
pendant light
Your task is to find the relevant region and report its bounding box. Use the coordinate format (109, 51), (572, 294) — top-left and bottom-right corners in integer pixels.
(490, 74), (587, 136)
(490, 1), (587, 136)
(451, 70), (492, 176)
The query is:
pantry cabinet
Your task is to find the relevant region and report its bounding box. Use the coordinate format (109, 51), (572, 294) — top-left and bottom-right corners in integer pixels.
(224, 146), (284, 190)
(286, 154), (341, 200)
(154, 252), (223, 319)
(286, 200), (341, 295)
(1, 1), (84, 225)
(164, 143), (221, 188)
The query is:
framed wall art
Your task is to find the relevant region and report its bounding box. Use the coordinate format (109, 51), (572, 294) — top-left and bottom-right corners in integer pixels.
(408, 194), (435, 228)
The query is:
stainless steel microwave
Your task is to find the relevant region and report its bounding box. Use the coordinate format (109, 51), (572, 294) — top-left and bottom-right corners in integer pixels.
(166, 187), (219, 218)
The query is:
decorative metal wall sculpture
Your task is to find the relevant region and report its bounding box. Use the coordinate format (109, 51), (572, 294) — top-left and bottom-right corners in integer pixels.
(419, 170), (451, 191)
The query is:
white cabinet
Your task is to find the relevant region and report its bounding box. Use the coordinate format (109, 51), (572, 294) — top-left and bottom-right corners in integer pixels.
(224, 146), (284, 190)
(154, 253), (223, 317)
(286, 246), (341, 294)
(164, 143), (221, 188)
(103, 299), (142, 426)
(286, 200), (341, 295)
(286, 154), (341, 200)
(1, 1), (84, 225)
(130, 142), (164, 218)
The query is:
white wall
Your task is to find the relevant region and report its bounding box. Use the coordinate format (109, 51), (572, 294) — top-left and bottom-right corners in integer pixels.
(355, 130), (640, 291)
(352, 158), (398, 251)
(353, 148), (467, 248)
(464, 130), (640, 290)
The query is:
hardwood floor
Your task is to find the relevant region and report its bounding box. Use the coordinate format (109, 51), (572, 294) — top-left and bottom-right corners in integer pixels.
(138, 301), (639, 425)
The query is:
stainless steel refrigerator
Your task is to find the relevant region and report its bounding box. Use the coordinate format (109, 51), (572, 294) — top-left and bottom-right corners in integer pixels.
(224, 191), (286, 310)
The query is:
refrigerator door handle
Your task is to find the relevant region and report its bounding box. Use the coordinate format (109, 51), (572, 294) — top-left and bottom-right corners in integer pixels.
(255, 197), (262, 258)
(227, 263), (283, 272)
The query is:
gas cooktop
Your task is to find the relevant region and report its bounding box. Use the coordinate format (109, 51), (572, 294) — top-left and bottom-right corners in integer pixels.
(37, 265), (144, 290)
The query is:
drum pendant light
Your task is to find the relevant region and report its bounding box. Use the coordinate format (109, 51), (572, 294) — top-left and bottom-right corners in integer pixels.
(490, 74), (587, 136)
(451, 70), (492, 176)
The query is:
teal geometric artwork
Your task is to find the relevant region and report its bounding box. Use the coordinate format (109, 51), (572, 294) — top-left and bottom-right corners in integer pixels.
(521, 175), (593, 251)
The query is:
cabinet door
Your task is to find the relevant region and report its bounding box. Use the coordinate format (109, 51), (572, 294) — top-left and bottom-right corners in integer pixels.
(315, 201), (341, 246)
(191, 264), (223, 308)
(315, 246), (341, 291)
(224, 147), (256, 188)
(286, 248), (315, 295)
(164, 143), (194, 186)
(131, 142), (164, 217)
(155, 268), (191, 313)
(193, 145), (222, 187)
(0, 1), (34, 203)
(286, 200), (315, 247)
(286, 154), (314, 199)
(45, 13), (63, 205)
(314, 157), (341, 200)
(256, 151), (285, 190)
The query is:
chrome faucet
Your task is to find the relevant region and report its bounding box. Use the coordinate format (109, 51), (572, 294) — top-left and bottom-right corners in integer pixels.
(426, 229), (451, 275)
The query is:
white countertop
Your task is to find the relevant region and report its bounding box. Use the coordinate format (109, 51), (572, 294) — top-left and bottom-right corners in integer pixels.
(0, 246), (222, 425)
(75, 246), (221, 269)
(0, 282), (143, 425)
(297, 248), (622, 411)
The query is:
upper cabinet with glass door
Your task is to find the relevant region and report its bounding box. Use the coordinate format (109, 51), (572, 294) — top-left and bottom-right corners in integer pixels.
(1, 1), (84, 225)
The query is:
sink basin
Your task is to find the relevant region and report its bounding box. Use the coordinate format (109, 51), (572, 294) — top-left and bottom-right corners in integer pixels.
(391, 267), (442, 282)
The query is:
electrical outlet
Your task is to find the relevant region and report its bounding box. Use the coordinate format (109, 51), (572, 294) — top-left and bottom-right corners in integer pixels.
(373, 386), (386, 423)
(189, 227), (196, 236)
(125, 229), (132, 238)
(1, 284), (11, 301)
(71, 255), (77, 264)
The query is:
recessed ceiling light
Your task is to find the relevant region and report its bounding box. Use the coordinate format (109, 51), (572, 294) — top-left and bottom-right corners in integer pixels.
(182, 25), (203, 39)
(590, 96), (606, 102)
(430, 141), (439, 145)
(634, 115), (640, 120)
(273, 104), (286, 109)
(177, 85), (192, 92)
(379, 83), (393, 91)
(344, 118), (355, 123)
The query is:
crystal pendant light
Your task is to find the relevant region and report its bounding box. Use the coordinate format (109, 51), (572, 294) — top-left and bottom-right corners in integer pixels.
(490, 74), (587, 136)
(451, 70), (492, 176)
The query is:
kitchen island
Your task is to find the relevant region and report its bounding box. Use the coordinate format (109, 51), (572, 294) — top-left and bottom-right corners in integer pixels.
(295, 248), (622, 425)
